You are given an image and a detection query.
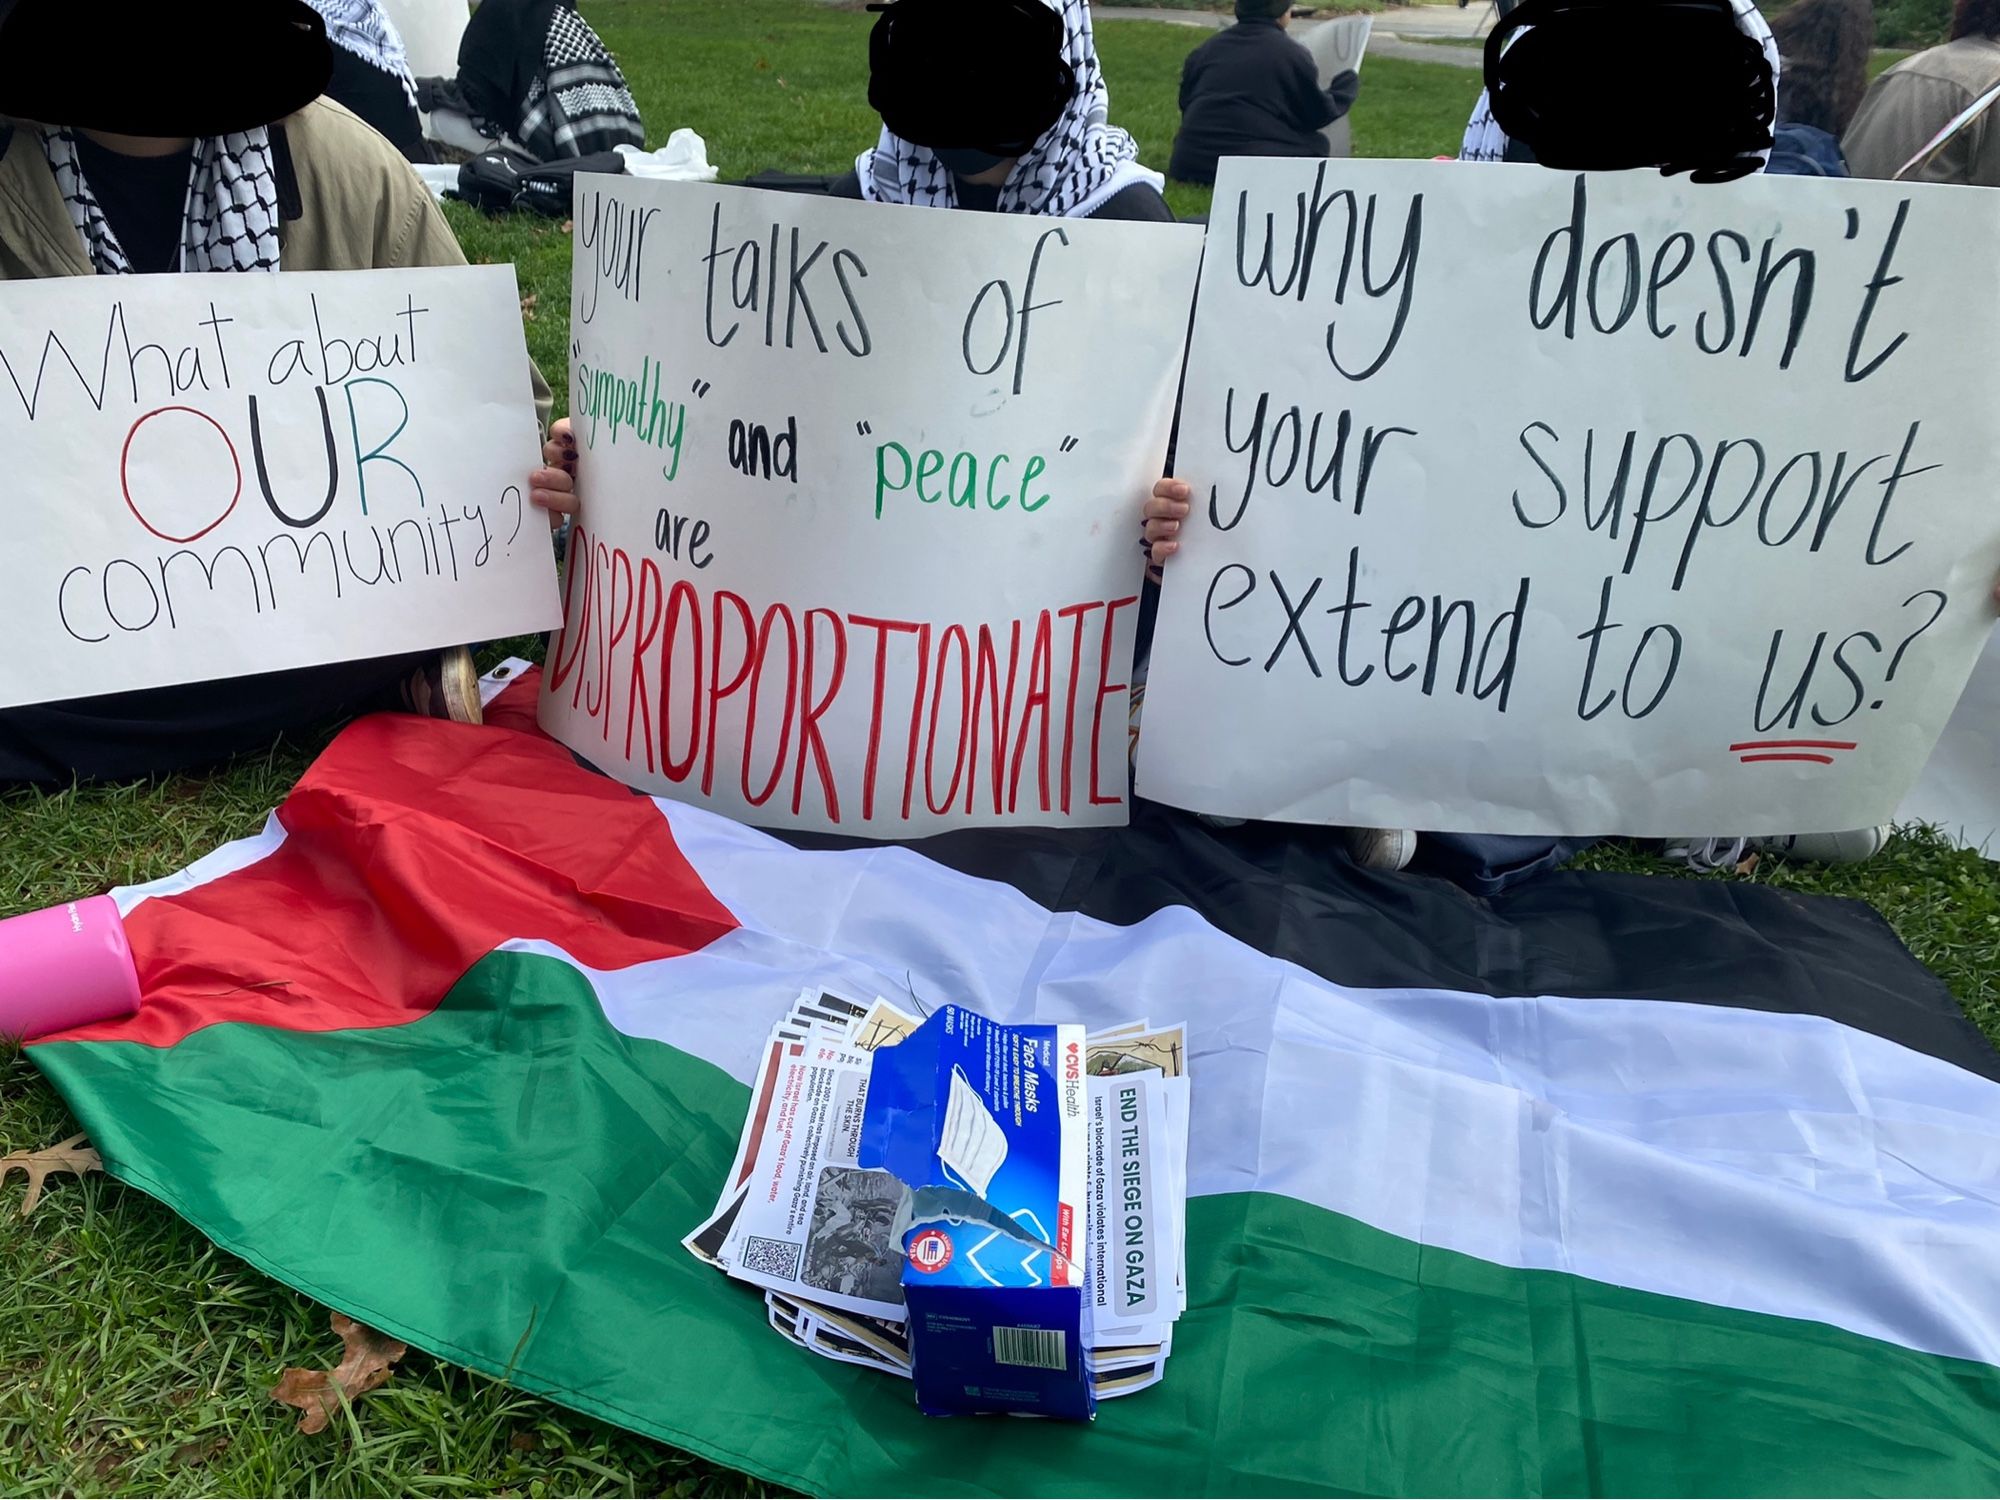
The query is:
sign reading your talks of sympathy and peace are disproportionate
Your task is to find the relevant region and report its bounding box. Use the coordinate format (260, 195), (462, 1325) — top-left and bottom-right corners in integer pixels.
(1138, 158), (2000, 838)
(538, 178), (1205, 836)
(0, 265), (562, 709)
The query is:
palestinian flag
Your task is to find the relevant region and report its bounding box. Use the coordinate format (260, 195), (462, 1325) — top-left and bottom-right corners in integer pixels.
(28, 672), (2000, 1497)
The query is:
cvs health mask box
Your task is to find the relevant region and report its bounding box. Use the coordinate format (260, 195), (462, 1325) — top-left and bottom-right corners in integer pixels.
(859, 1005), (1093, 1421)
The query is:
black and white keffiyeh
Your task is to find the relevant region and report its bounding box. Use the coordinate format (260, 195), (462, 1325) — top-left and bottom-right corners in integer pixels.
(855, 0), (1161, 216)
(518, 3), (645, 160)
(1460, 0), (1780, 167)
(40, 126), (282, 274)
(305, 0), (418, 105)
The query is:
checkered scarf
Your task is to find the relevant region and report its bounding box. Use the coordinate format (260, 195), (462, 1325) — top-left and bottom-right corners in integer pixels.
(40, 126), (282, 274)
(1460, 0), (1780, 167)
(855, 0), (1162, 217)
(518, 2), (646, 160)
(305, 0), (418, 105)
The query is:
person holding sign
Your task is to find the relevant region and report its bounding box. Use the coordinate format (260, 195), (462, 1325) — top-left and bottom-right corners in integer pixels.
(533, 0), (1180, 491)
(1167, 0), (1361, 189)
(0, 0), (573, 786)
(833, 0), (1175, 223)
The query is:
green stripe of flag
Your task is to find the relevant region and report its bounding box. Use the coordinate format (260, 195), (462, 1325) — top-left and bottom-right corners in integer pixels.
(35, 951), (2000, 1497)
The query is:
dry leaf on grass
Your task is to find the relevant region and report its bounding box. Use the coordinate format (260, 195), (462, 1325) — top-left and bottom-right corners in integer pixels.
(270, 1312), (408, 1434)
(0, 1133), (102, 1216)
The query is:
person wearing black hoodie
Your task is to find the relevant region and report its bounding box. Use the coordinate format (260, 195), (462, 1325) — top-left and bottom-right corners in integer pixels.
(1168, 0), (1359, 186)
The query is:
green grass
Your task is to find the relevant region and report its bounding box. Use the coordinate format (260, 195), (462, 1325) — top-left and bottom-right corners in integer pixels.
(1, 1), (1994, 1493)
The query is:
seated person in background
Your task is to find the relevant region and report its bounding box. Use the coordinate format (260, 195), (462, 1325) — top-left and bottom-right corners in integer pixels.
(423, 0), (645, 163)
(1764, 0), (1871, 176)
(1844, 0), (2000, 185)
(304, 0), (433, 164)
(831, 0), (1175, 221)
(0, 0), (573, 788)
(1168, 0), (1360, 187)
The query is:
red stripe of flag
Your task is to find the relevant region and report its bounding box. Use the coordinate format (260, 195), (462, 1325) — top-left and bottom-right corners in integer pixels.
(40, 712), (738, 1049)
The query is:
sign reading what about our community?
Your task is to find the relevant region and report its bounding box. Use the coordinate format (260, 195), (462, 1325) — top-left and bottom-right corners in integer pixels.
(1139, 158), (2000, 838)
(538, 178), (1205, 835)
(0, 265), (561, 710)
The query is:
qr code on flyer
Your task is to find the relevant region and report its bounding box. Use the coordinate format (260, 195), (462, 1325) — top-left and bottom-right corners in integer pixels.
(741, 1236), (802, 1280)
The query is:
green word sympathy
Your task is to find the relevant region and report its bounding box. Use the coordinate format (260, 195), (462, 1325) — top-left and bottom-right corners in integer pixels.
(874, 441), (1052, 520)
(576, 354), (686, 479)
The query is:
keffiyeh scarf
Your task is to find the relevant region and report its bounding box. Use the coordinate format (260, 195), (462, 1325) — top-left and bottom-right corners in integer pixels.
(855, 0), (1162, 217)
(1460, 0), (1780, 167)
(40, 127), (282, 274)
(305, 0), (418, 105)
(518, 2), (646, 160)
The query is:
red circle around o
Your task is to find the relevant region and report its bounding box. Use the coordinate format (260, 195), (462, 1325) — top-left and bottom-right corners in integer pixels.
(121, 405), (243, 544)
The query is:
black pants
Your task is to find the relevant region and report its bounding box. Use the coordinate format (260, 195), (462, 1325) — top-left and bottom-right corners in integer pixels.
(325, 47), (434, 164)
(0, 655), (423, 788)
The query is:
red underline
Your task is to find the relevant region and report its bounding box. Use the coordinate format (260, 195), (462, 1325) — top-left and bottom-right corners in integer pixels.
(1728, 740), (1858, 752)
(1739, 753), (1837, 765)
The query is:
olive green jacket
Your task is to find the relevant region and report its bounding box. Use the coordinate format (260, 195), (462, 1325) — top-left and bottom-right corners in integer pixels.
(1844, 36), (2000, 189)
(0, 98), (552, 426)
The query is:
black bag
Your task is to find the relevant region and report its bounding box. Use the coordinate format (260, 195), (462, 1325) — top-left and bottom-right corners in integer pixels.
(452, 146), (530, 212)
(511, 151), (627, 217)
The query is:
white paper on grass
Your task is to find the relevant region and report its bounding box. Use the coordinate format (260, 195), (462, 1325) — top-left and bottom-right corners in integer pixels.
(1138, 160), (2000, 838)
(538, 177), (1205, 835)
(0, 266), (560, 709)
(1898, 625), (2000, 859)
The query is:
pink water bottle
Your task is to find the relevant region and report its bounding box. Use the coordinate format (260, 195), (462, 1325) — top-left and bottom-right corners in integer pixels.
(0, 895), (143, 1042)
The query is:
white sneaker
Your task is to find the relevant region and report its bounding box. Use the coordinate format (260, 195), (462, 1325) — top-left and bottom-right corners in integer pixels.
(1661, 836), (1750, 873)
(1755, 827), (1891, 865)
(1344, 827), (1417, 872)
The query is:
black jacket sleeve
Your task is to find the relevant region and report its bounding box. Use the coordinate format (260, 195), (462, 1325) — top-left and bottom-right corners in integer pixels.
(1325, 68), (1360, 123)
(1179, 46), (1203, 113)
(1284, 44), (1341, 132)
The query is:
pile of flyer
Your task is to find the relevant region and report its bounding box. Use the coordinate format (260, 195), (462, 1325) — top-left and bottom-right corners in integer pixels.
(684, 988), (1192, 1406)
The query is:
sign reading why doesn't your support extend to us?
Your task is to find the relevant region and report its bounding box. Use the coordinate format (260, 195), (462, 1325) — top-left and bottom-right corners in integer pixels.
(537, 178), (1204, 835)
(0, 265), (562, 710)
(1137, 158), (2000, 838)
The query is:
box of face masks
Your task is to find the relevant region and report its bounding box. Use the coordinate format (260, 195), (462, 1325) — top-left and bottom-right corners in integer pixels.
(858, 1005), (1093, 1421)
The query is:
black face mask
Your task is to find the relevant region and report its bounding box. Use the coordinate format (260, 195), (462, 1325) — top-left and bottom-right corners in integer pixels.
(932, 145), (1010, 177)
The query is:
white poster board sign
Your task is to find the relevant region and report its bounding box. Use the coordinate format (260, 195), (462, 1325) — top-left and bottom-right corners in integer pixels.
(1898, 626), (2000, 859)
(0, 265), (560, 709)
(538, 179), (1203, 835)
(1138, 159), (2000, 837)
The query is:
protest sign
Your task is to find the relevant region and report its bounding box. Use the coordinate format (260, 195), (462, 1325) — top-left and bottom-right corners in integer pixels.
(537, 178), (1203, 834)
(1138, 159), (2000, 836)
(0, 266), (560, 710)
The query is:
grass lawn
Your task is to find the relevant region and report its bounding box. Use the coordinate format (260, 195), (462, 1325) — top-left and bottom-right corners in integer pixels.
(1, 1), (1993, 1493)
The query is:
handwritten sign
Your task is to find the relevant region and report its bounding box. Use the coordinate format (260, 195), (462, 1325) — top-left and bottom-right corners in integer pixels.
(537, 179), (1203, 834)
(0, 266), (560, 710)
(1137, 159), (2000, 837)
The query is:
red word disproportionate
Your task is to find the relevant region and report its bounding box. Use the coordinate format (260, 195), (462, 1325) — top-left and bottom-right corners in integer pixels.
(547, 528), (1137, 825)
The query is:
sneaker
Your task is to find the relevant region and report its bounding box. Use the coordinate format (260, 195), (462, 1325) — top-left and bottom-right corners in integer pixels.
(1755, 826), (1891, 865)
(1344, 827), (1417, 872)
(1661, 836), (1751, 874)
(401, 646), (483, 725)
